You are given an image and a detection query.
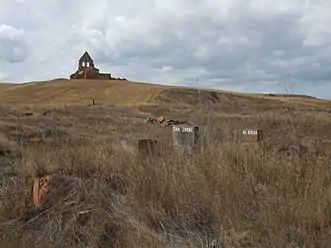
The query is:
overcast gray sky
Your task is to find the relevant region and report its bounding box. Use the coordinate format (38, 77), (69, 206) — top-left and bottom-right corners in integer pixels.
(1, 0), (331, 99)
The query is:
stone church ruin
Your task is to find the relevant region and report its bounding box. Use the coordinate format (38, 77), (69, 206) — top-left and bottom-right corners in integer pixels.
(70, 51), (127, 80)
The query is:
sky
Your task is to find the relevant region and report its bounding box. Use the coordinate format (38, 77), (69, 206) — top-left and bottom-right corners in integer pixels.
(1, 0), (331, 99)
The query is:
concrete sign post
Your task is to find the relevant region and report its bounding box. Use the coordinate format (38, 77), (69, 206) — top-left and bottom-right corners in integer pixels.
(241, 129), (263, 143)
(172, 125), (200, 153)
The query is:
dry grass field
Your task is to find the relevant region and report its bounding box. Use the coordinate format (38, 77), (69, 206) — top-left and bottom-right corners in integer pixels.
(0, 79), (169, 106)
(0, 79), (331, 248)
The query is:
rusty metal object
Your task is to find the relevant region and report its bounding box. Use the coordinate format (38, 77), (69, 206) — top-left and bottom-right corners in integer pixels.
(145, 116), (189, 127)
(145, 117), (156, 124)
(156, 116), (166, 125)
(31, 175), (52, 207)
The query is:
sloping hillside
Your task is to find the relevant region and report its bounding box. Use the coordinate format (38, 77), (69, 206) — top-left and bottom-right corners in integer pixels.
(0, 79), (330, 108)
(1, 78), (331, 248)
(0, 79), (167, 106)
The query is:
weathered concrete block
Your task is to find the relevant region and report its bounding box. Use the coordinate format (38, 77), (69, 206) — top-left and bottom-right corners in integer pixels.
(172, 125), (200, 153)
(241, 129), (263, 143)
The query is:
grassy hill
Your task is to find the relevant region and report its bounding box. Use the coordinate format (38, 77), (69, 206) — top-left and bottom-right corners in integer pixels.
(0, 79), (167, 106)
(0, 78), (331, 248)
(0, 78), (329, 107)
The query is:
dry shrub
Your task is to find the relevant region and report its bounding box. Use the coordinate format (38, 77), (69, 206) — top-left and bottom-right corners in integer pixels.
(0, 112), (330, 248)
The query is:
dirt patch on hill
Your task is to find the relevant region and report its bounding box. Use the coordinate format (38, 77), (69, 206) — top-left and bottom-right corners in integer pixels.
(155, 88), (223, 105)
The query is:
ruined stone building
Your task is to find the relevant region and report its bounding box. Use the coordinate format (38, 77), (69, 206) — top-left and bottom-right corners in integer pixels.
(69, 51), (113, 80)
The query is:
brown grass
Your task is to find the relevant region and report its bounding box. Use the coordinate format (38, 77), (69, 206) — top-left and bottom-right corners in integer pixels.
(0, 80), (330, 247)
(0, 79), (169, 106)
(1, 79), (330, 107)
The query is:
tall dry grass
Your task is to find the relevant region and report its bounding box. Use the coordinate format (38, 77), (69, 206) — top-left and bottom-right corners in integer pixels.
(0, 111), (330, 248)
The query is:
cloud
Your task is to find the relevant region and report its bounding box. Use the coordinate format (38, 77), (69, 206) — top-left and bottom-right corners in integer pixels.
(0, 0), (331, 99)
(0, 24), (29, 63)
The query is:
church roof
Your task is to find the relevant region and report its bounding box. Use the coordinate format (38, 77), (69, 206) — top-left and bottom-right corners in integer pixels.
(79, 51), (94, 62)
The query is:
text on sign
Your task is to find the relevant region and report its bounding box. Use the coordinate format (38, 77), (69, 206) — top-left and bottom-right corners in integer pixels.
(173, 126), (194, 132)
(243, 130), (258, 135)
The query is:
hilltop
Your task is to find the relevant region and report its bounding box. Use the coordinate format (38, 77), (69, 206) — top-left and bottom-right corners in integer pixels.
(0, 78), (329, 108)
